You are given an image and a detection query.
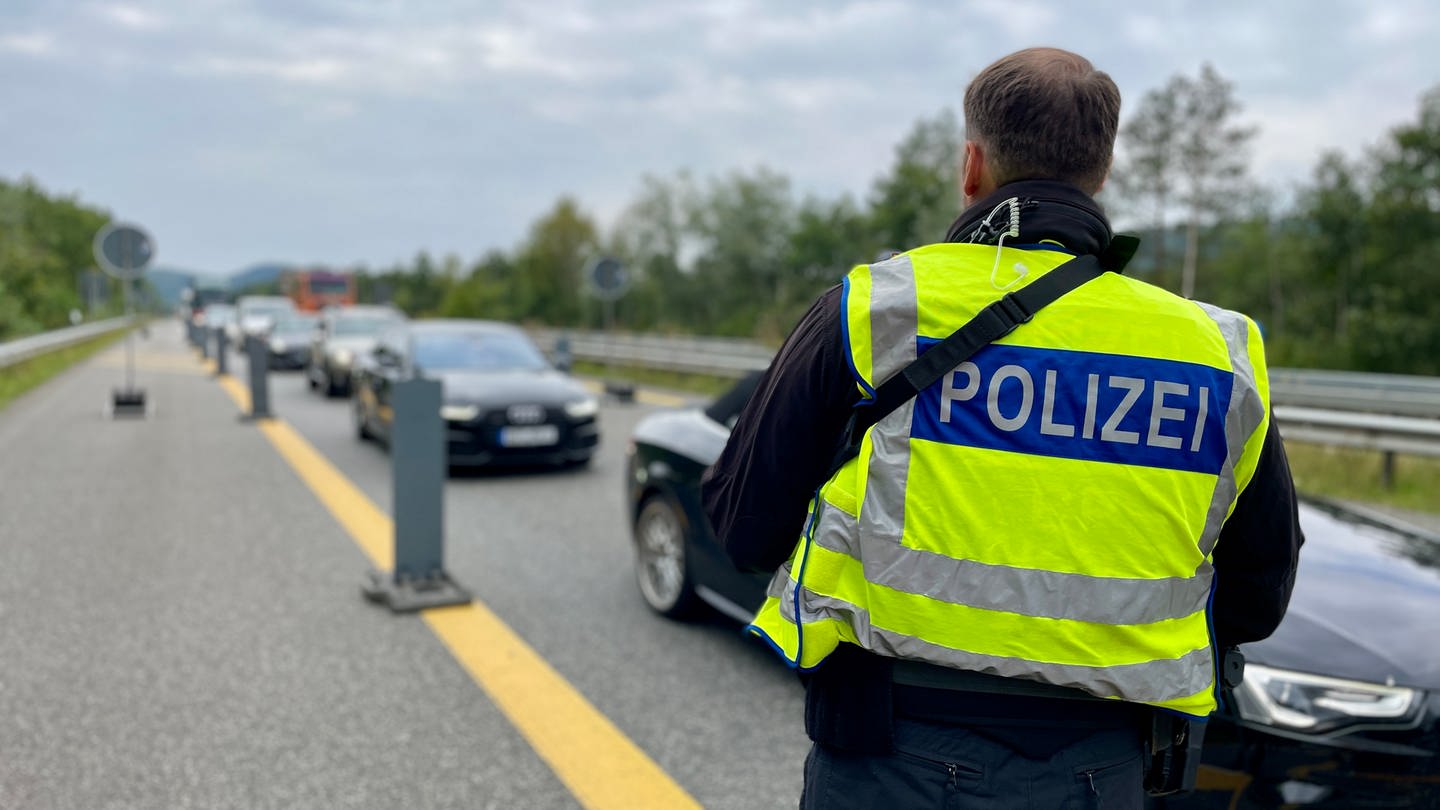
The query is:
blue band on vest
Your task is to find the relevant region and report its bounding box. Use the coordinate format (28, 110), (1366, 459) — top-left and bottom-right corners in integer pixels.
(910, 340), (1233, 475)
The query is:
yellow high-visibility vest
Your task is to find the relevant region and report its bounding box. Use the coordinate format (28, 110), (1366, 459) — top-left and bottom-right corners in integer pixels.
(747, 242), (1271, 717)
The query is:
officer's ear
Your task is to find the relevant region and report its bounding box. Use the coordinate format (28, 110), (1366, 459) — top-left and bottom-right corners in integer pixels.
(962, 141), (991, 205)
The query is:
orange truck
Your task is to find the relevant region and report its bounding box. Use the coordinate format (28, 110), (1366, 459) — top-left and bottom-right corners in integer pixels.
(281, 269), (356, 311)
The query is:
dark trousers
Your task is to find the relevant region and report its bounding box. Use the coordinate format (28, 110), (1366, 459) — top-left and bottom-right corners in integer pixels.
(800, 717), (1145, 810)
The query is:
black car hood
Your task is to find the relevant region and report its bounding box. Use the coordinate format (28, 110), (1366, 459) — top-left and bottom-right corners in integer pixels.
(1242, 500), (1440, 689)
(632, 408), (730, 466)
(433, 369), (589, 407)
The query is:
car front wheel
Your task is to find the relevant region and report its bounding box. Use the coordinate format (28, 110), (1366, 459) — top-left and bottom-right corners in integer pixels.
(634, 495), (702, 619)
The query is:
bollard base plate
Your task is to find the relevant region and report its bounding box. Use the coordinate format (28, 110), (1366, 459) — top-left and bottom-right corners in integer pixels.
(362, 569), (472, 613)
(110, 388), (148, 418)
(603, 379), (636, 402)
(238, 411), (275, 423)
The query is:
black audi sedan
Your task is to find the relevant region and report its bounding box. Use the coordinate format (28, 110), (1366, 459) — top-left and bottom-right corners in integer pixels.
(354, 320), (599, 468)
(625, 374), (1440, 808)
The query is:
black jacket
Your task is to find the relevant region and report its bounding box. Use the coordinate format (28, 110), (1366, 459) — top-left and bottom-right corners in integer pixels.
(701, 180), (1304, 754)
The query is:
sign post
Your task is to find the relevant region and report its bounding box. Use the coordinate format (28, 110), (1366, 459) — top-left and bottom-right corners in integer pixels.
(584, 256), (634, 401)
(93, 222), (154, 417)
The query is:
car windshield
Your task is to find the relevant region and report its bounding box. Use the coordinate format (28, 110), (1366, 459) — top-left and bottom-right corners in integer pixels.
(334, 316), (396, 337)
(412, 330), (548, 372)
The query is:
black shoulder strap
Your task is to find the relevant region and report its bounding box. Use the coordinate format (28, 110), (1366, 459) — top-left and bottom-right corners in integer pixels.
(827, 250), (1113, 476)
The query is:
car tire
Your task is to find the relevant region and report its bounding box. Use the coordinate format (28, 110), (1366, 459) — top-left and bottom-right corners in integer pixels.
(634, 494), (703, 619)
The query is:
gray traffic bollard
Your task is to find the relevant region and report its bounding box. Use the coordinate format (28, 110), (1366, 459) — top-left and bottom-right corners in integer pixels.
(214, 328), (229, 376)
(362, 376), (471, 612)
(241, 335), (274, 421)
(199, 325), (211, 360)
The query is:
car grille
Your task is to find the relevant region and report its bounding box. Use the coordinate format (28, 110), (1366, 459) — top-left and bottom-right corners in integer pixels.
(506, 404), (545, 425)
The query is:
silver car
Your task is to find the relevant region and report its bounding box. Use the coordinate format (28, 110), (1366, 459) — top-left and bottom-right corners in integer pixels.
(308, 305), (405, 396)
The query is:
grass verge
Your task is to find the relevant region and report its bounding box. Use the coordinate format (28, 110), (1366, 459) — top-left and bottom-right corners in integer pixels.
(1283, 441), (1440, 517)
(571, 361), (738, 398)
(0, 331), (129, 412)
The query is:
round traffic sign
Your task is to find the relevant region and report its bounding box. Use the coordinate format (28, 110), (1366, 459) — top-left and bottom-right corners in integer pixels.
(586, 256), (629, 301)
(94, 222), (155, 280)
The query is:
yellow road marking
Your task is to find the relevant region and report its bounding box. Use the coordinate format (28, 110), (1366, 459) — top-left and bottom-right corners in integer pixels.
(424, 603), (701, 809)
(212, 375), (701, 810)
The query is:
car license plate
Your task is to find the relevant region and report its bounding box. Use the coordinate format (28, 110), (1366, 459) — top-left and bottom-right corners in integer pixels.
(499, 425), (559, 447)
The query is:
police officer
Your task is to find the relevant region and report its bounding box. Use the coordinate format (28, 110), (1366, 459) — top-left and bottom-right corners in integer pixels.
(701, 47), (1302, 809)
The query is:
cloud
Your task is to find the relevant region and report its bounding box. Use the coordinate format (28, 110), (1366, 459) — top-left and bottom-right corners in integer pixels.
(0, 31), (55, 57)
(92, 3), (169, 31)
(193, 55), (352, 85)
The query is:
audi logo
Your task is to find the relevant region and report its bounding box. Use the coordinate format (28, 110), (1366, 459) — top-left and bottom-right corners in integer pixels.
(507, 404), (546, 424)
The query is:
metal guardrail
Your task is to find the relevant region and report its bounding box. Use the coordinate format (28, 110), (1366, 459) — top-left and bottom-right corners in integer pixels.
(1270, 368), (1440, 419)
(1274, 406), (1440, 458)
(0, 318), (136, 371)
(530, 328), (1440, 468)
(530, 328), (774, 378)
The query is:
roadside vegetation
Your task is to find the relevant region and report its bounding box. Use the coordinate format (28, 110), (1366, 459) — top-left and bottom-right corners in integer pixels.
(572, 361), (735, 399)
(1284, 442), (1440, 517)
(0, 331), (126, 412)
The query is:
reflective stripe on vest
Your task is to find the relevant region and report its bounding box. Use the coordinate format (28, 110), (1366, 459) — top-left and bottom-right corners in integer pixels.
(747, 243), (1271, 717)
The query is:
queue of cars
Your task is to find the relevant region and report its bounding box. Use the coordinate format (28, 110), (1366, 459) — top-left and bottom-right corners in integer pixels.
(624, 374), (1440, 809)
(193, 297), (600, 473)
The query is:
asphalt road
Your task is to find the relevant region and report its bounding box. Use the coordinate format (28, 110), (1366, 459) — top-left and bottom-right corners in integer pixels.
(267, 334), (814, 808)
(0, 323), (810, 810)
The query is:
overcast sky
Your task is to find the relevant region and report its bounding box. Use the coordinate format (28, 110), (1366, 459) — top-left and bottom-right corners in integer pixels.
(2, 0), (1436, 276)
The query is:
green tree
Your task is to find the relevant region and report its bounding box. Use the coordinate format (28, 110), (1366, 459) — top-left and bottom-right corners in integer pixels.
(868, 110), (962, 251)
(0, 177), (111, 339)
(1114, 65), (1255, 296)
(1350, 85), (1440, 373)
(1298, 153), (1367, 350)
(684, 168), (795, 335)
(513, 197), (600, 326)
(1175, 65), (1257, 299)
(439, 250), (515, 319)
(611, 173), (696, 332)
(1112, 79), (1181, 286)
(779, 194), (871, 328)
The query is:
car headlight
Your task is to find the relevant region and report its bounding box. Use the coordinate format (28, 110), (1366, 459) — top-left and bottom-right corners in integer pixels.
(332, 348), (354, 367)
(1234, 664), (1422, 733)
(270, 339), (287, 353)
(564, 397), (599, 419)
(440, 404), (480, 422)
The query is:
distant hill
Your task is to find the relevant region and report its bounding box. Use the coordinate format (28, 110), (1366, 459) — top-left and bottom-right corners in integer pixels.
(146, 267), (221, 309)
(227, 262), (290, 293)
